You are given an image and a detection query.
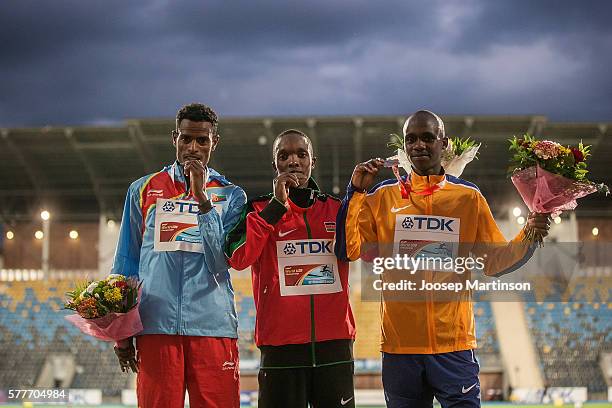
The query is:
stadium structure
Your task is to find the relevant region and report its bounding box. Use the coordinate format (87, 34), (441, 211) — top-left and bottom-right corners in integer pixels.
(0, 115), (610, 407)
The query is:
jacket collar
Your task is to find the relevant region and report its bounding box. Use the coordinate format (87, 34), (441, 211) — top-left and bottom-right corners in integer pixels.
(287, 177), (320, 212)
(408, 168), (446, 192)
(169, 161), (227, 186)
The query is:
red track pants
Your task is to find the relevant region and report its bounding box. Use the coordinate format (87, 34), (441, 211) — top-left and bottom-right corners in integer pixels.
(136, 334), (240, 408)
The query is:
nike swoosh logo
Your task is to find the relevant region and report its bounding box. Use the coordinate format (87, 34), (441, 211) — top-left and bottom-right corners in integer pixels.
(391, 204), (412, 213)
(462, 383), (478, 393)
(278, 229), (296, 237)
(340, 396), (354, 405)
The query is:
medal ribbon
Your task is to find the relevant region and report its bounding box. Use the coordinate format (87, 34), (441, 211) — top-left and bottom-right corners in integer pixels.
(391, 165), (443, 198)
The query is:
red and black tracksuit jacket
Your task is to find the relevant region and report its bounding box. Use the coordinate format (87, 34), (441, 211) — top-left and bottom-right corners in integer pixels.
(225, 180), (356, 368)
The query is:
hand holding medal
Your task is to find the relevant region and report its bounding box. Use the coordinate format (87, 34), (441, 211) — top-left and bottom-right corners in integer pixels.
(350, 158), (385, 192)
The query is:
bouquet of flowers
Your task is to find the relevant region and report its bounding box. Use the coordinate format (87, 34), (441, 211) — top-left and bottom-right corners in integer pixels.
(64, 274), (143, 344)
(387, 134), (480, 177)
(508, 134), (609, 245)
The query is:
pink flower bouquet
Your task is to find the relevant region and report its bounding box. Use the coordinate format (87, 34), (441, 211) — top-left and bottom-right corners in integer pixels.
(509, 134), (609, 245)
(64, 274), (143, 343)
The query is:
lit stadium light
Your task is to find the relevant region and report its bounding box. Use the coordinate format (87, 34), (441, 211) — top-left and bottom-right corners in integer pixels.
(6, 231), (14, 240)
(554, 216), (562, 224)
(40, 210), (50, 221)
(517, 216), (525, 225)
(69, 230), (79, 240)
(257, 135), (267, 146)
(35, 230), (44, 240)
(592, 227), (599, 236)
(107, 219), (116, 229)
(512, 207), (522, 217)
(333, 185), (340, 195)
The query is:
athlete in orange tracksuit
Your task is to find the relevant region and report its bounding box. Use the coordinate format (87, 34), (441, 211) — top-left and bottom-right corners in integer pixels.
(335, 110), (551, 408)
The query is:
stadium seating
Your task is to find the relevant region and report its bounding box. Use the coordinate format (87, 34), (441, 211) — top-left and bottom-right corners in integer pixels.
(0, 281), (131, 396)
(525, 294), (611, 394)
(474, 301), (502, 369)
(231, 274), (259, 362)
(2, 275), (609, 397)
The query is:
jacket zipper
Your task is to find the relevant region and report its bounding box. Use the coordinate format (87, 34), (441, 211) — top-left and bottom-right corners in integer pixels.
(425, 177), (437, 352)
(302, 211), (317, 367)
(177, 172), (188, 335)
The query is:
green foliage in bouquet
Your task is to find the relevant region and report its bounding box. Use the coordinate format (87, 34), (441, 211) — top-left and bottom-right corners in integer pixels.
(508, 134), (609, 195)
(65, 274), (141, 319)
(451, 137), (478, 157)
(441, 137), (479, 162)
(387, 133), (404, 151)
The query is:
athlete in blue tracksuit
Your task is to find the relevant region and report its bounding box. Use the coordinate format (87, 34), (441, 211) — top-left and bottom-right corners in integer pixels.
(111, 103), (246, 408)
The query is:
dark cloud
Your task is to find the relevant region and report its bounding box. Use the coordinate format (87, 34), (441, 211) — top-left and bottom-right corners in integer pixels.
(0, 0), (610, 127)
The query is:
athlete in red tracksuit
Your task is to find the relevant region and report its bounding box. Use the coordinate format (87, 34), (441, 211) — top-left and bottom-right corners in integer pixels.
(225, 129), (356, 408)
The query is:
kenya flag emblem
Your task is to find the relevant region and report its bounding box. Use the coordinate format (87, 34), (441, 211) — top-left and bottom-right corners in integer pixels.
(324, 221), (336, 232)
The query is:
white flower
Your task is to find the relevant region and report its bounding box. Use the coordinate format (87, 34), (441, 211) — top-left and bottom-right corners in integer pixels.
(443, 144), (481, 177)
(105, 273), (124, 285)
(386, 149), (412, 174)
(86, 281), (98, 294)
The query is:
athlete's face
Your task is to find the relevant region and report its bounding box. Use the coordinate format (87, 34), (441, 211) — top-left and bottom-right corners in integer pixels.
(273, 134), (316, 188)
(172, 119), (218, 165)
(404, 117), (448, 175)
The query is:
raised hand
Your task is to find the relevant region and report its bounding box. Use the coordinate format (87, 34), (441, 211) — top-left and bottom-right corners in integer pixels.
(351, 158), (385, 192)
(274, 172), (301, 204)
(184, 160), (208, 203)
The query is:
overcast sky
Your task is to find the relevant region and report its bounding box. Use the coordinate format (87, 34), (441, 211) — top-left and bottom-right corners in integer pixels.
(1, 0), (610, 127)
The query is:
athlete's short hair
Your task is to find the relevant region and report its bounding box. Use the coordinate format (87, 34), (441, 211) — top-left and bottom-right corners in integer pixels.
(272, 129), (314, 156)
(175, 103), (219, 135)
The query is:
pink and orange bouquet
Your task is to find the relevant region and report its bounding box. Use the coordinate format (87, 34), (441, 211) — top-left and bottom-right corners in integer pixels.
(64, 274), (143, 342)
(508, 134), (609, 245)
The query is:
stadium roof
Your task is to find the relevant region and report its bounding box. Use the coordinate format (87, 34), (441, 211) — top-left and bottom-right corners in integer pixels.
(1, 115), (610, 223)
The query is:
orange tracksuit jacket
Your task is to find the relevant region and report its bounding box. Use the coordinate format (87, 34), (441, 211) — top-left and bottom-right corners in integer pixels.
(334, 170), (535, 354)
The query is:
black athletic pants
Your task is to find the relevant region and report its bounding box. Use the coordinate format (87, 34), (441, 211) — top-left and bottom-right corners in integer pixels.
(258, 339), (355, 408)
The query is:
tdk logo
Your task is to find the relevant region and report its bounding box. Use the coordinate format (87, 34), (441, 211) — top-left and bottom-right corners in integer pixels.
(402, 216), (455, 232)
(161, 200), (200, 214)
(282, 241), (332, 255)
(402, 217), (414, 229)
(283, 243), (296, 255)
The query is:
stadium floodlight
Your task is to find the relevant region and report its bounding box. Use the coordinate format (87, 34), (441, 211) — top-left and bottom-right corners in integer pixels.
(512, 207), (522, 217)
(107, 219), (116, 229)
(554, 216), (562, 224)
(516, 216), (525, 225)
(35, 230), (44, 240)
(257, 135), (267, 146)
(69, 230), (79, 240)
(6, 231), (14, 240)
(592, 227), (599, 236)
(41, 211), (50, 274)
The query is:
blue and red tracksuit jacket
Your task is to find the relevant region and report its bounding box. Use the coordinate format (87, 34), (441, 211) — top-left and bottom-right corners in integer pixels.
(111, 161), (246, 338)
